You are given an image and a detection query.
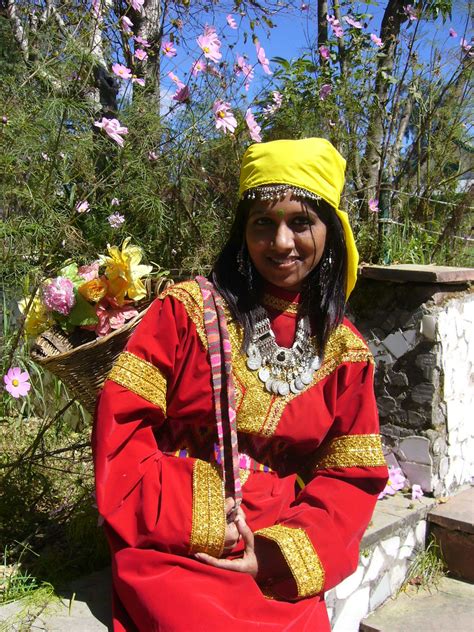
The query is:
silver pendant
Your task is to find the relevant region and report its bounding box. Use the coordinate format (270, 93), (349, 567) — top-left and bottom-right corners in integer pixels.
(265, 377), (274, 393)
(258, 366), (270, 382)
(278, 381), (290, 396)
(311, 356), (321, 371)
(294, 377), (304, 391)
(301, 371), (313, 385)
(290, 380), (300, 394)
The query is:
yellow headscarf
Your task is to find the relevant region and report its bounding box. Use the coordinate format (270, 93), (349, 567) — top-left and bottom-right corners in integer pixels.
(239, 138), (359, 298)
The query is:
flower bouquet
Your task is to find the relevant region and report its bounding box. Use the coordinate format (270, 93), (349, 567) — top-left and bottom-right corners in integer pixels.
(26, 239), (171, 413)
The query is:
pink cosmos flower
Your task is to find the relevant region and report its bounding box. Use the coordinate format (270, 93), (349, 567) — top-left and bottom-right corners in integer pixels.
(111, 197), (120, 206)
(449, 27), (457, 37)
(255, 40), (272, 75)
(108, 212), (125, 228)
(235, 55), (254, 91)
(460, 38), (473, 54)
(378, 466), (406, 499)
(42, 277), (76, 315)
(213, 100), (237, 134)
(403, 5), (417, 21)
(319, 83), (332, 100)
(191, 59), (206, 76)
(134, 48), (148, 61)
(129, 0), (144, 12)
(94, 118), (128, 147)
(173, 85), (190, 103)
(263, 91), (283, 116)
(162, 41), (177, 58)
(4, 367), (31, 398)
(245, 109), (262, 142)
(134, 35), (150, 48)
(412, 484), (424, 501)
(132, 77), (145, 86)
(112, 63), (132, 80)
(368, 198), (380, 213)
(319, 45), (330, 60)
(197, 26), (222, 63)
(148, 150), (158, 161)
(78, 261), (100, 281)
(371, 33), (384, 47)
(343, 15), (363, 29)
(121, 16), (133, 33)
(76, 200), (90, 214)
(327, 15), (344, 38)
(226, 14), (237, 29)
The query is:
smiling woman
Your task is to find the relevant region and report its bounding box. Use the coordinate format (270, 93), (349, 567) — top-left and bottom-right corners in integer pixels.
(93, 138), (388, 632)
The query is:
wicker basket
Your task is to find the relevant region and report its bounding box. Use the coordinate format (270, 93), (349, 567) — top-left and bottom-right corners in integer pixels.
(30, 277), (173, 414)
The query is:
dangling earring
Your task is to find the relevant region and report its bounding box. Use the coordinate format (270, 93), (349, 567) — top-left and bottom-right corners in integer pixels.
(237, 243), (246, 276)
(237, 243), (254, 290)
(319, 248), (333, 289)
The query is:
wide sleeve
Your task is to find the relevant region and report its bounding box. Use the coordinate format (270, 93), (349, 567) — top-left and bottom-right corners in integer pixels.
(92, 292), (226, 558)
(255, 357), (388, 601)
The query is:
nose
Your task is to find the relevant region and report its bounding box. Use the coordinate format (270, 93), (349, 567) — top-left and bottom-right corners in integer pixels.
(272, 223), (294, 251)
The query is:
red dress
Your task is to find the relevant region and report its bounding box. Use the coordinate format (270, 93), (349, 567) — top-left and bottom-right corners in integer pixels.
(93, 280), (388, 631)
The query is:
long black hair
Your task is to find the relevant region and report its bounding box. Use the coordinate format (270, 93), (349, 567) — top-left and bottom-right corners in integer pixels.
(211, 196), (347, 356)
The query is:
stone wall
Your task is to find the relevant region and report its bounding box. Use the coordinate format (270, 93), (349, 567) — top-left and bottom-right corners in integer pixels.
(349, 265), (474, 497)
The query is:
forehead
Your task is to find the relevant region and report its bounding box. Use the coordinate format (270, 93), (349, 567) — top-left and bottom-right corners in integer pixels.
(248, 197), (319, 217)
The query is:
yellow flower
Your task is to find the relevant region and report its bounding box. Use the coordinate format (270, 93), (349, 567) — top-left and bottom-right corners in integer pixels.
(100, 238), (152, 305)
(78, 277), (108, 303)
(18, 295), (53, 336)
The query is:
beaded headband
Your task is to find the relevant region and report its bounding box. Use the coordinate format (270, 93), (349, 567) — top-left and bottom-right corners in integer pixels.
(242, 184), (322, 202)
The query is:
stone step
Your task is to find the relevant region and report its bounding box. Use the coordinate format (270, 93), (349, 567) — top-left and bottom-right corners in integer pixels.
(427, 486), (474, 583)
(359, 577), (474, 632)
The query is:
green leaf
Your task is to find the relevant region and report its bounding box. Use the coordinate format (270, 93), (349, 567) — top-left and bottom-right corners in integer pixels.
(67, 293), (98, 327)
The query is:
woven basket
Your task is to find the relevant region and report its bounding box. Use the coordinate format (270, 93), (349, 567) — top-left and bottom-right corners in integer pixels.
(30, 277), (173, 414)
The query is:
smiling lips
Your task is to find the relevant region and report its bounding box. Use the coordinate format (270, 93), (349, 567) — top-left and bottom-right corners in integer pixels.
(268, 256), (300, 267)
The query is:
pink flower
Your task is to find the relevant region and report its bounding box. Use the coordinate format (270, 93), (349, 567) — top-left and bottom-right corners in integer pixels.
(134, 35), (150, 48)
(129, 0), (144, 12)
(449, 27), (457, 37)
(368, 198), (380, 213)
(226, 14), (237, 29)
(263, 91), (283, 116)
(42, 277), (76, 315)
(197, 26), (222, 63)
(148, 150), (158, 161)
(403, 4), (417, 21)
(4, 367), (31, 398)
(191, 59), (206, 76)
(378, 466), (406, 499)
(173, 85), (190, 103)
(343, 15), (363, 29)
(319, 83), (332, 100)
(460, 38), (473, 54)
(108, 212), (125, 228)
(111, 197), (120, 206)
(134, 48), (148, 61)
(94, 118), (128, 147)
(76, 200), (90, 214)
(121, 16), (133, 33)
(412, 484), (424, 501)
(319, 45), (330, 60)
(78, 262), (99, 281)
(370, 33), (384, 47)
(213, 100), (237, 134)
(162, 41), (177, 58)
(327, 15), (344, 38)
(90, 297), (138, 337)
(132, 77), (145, 86)
(245, 109), (262, 142)
(235, 55), (254, 91)
(112, 63), (132, 80)
(92, 0), (101, 18)
(255, 39), (272, 75)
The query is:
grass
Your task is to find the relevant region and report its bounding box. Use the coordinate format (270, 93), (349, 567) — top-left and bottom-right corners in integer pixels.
(401, 538), (446, 593)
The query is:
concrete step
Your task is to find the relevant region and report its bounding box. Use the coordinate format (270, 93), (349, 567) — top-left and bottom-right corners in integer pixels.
(428, 486), (474, 583)
(359, 576), (474, 632)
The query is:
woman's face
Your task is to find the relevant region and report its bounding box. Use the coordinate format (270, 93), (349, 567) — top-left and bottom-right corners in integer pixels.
(245, 191), (327, 292)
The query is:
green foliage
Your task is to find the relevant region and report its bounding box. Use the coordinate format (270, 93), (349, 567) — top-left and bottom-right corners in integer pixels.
(401, 538), (446, 591)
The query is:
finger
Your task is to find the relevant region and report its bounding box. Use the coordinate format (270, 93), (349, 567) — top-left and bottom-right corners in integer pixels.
(224, 497), (236, 514)
(195, 552), (245, 572)
(235, 515), (255, 552)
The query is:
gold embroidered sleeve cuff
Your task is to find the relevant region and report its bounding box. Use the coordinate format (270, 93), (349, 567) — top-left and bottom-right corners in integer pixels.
(108, 351), (167, 414)
(314, 434), (386, 470)
(255, 524), (325, 598)
(189, 460), (226, 558)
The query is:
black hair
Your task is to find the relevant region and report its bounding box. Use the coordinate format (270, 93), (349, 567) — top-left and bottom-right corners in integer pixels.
(210, 196), (347, 356)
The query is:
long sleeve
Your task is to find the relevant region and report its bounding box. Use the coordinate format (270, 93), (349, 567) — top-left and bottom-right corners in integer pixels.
(255, 355), (388, 600)
(92, 292), (226, 557)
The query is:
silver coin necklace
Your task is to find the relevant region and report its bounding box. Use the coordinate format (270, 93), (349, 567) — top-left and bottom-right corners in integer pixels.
(246, 306), (321, 396)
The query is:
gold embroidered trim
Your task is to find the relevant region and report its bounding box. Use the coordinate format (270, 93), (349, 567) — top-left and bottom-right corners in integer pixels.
(160, 280), (207, 349)
(262, 294), (298, 315)
(108, 351), (167, 414)
(315, 434), (386, 469)
(228, 320), (373, 438)
(189, 460), (226, 557)
(255, 524), (325, 598)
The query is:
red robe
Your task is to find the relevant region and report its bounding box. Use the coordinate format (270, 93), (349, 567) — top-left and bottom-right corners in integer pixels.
(93, 280), (388, 631)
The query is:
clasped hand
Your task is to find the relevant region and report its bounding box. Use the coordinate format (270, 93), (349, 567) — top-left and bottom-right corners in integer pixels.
(194, 497), (258, 578)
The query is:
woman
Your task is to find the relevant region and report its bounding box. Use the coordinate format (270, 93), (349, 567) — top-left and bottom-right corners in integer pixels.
(93, 138), (388, 631)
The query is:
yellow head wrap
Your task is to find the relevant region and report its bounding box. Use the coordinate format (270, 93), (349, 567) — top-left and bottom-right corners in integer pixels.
(239, 138), (359, 298)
